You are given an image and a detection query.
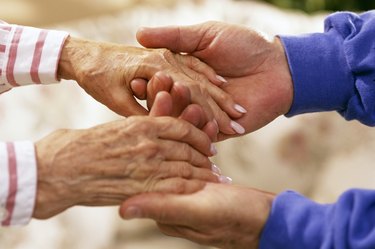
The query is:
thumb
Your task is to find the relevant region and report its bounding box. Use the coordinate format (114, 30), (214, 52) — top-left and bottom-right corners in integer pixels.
(137, 23), (208, 53)
(120, 193), (188, 224)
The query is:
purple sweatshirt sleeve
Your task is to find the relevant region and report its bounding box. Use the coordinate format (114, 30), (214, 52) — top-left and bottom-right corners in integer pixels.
(259, 11), (375, 248)
(259, 189), (375, 249)
(281, 11), (375, 125)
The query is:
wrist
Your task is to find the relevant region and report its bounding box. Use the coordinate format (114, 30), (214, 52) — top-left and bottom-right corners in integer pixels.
(33, 130), (78, 219)
(57, 36), (96, 82)
(271, 37), (294, 115)
(254, 190), (275, 248)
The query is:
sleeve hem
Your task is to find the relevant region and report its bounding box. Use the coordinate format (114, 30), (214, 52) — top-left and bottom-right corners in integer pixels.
(280, 30), (355, 117)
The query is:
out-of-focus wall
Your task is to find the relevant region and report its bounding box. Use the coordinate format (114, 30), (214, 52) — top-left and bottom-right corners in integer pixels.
(0, 0), (137, 26)
(1, 1), (375, 249)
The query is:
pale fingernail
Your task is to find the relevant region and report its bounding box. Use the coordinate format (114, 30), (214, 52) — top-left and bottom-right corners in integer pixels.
(230, 121), (245, 134)
(124, 206), (142, 219)
(213, 119), (219, 134)
(213, 119), (218, 126)
(216, 75), (228, 84)
(234, 104), (247, 114)
(210, 144), (218, 155)
(219, 175), (233, 184)
(211, 163), (222, 174)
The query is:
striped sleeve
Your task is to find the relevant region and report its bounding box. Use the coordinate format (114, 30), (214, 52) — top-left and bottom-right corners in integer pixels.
(0, 142), (37, 226)
(0, 22), (69, 93)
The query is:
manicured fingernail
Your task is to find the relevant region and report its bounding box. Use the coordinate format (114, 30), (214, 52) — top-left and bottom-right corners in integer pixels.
(211, 163), (222, 174)
(230, 121), (245, 134)
(212, 119), (219, 134)
(234, 104), (247, 114)
(219, 175), (233, 184)
(210, 144), (218, 155)
(216, 75), (228, 83)
(213, 119), (218, 126)
(124, 206), (142, 219)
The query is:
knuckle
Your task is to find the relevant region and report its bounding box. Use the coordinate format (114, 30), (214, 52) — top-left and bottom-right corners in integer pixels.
(179, 163), (193, 179)
(173, 180), (187, 194)
(179, 122), (193, 140)
(159, 48), (174, 59)
(138, 139), (161, 159)
(218, 91), (232, 103)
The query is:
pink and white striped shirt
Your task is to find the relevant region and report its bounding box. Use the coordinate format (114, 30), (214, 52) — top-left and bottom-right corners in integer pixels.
(0, 21), (68, 226)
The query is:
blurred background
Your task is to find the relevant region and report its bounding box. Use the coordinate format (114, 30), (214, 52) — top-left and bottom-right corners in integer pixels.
(1, 0), (375, 249)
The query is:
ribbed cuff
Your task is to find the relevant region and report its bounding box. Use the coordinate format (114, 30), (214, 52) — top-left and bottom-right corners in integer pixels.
(280, 29), (355, 116)
(259, 191), (330, 249)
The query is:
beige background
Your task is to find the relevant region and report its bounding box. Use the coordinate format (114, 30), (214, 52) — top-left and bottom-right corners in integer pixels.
(0, 0), (374, 248)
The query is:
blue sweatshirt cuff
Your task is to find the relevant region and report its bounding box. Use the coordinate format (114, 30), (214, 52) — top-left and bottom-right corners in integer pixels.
(259, 191), (331, 249)
(280, 30), (355, 116)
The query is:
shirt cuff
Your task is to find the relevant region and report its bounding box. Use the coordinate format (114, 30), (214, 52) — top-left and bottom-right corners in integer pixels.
(0, 141), (37, 226)
(279, 29), (355, 116)
(259, 191), (330, 249)
(0, 23), (68, 91)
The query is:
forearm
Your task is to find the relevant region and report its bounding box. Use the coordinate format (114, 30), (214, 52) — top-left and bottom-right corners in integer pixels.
(260, 189), (375, 248)
(0, 141), (37, 226)
(0, 21), (68, 94)
(281, 11), (375, 125)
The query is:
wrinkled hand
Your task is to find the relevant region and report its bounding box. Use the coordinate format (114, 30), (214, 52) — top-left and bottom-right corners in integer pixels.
(33, 85), (219, 219)
(58, 36), (246, 136)
(136, 21), (294, 140)
(143, 71), (219, 141)
(120, 183), (274, 249)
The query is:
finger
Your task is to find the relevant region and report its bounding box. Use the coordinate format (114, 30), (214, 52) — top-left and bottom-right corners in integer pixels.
(177, 55), (226, 86)
(137, 25), (205, 53)
(157, 161), (218, 182)
(179, 104), (207, 129)
(170, 82), (191, 117)
(159, 141), (211, 169)
(120, 191), (194, 223)
(130, 78), (148, 100)
(149, 91), (173, 117)
(217, 132), (240, 142)
(177, 63), (246, 120)
(111, 87), (148, 116)
(197, 94), (236, 136)
(202, 120), (218, 142)
(147, 71), (173, 110)
(155, 117), (215, 156)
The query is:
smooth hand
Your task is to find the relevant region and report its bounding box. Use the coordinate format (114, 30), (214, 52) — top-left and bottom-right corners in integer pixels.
(136, 21), (294, 140)
(120, 183), (274, 249)
(58, 36), (246, 136)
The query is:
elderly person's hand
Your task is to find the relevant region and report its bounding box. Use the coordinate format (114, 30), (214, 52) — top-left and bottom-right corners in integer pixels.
(57, 36), (246, 136)
(135, 21), (294, 140)
(120, 183), (274, 249)
(32, 84), (220, 219)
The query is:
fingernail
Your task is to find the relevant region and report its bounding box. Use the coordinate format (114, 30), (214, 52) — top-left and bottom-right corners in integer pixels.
(211, 163), (222, 174)
(219, 175), (233, 184)
(213, 119), (218, 126)
(124, 206), (142, 219)
(212, 119), (219, 134)
(210, 144), (218, 155)
(230, 121), (245, 134)
(234, 104), (247, 114)
(216, 75), (228, 84)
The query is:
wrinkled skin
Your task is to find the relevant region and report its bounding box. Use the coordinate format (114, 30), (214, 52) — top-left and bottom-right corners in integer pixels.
(135, 21), (294, 140)
(58, 36), (245, 135)
(33, 82), (219, 219)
